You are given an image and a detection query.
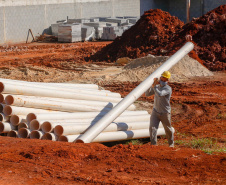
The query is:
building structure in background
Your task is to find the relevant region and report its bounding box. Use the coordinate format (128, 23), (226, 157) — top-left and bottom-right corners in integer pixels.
(0, 0), (225, 44)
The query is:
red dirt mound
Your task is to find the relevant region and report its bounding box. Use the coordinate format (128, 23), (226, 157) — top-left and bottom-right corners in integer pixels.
(89, 6), (226, 71)
(89, 9), (184, 62)
(163, 5), (226, 71)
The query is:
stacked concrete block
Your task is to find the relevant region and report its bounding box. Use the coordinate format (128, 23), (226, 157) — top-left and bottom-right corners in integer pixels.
(105, 18), (129, 26)
(58, 24), (82, 43)
(81, 25), (95, 41)
(67, 18), (90, 24)
(127, 18), (139, 24)
(101, 26), (122, 40)
(83, 22), (107, 39)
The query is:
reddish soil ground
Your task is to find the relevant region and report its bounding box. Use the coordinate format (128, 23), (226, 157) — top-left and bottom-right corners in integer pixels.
(0, 42), (225, 184)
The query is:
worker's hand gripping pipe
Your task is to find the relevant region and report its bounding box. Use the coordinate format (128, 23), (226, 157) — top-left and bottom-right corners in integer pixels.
(75, 42), (194, 143)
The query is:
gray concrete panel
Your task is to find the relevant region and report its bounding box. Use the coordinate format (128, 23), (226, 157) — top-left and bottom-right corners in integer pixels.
(0, 7), (5, 43)
(169, 0), (186, 22)
(204, 0), (226, 13)
(113, 0), (140, 17)
(81, 1), (113, 18)
(45, 3), (82, 26)
(4, 5), (45, 43)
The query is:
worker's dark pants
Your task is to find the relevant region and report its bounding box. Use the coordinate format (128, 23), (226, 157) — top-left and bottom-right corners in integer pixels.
(149, 109), (174, 146)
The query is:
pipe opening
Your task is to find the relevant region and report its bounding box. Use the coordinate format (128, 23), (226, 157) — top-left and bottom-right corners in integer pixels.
(10, 115), (20, 126)
(54, 125), (63, 136)
(75, 139), (84, 143)
(18, 128), (30, 138)
(30, 120), (40, 131)
(3, 105), (12, 116)
(18, 122), (28, 130)
(0, 94), (4, 103)
(30, 131), (43, 139)
(0, 122), (4, 133)
(0, 113), (4, 121)
(58, 135), (68, 142)
(41, 121), (52, 133)
(7, 130), (18, 137)
(5, 95), (14, 105)
(0, 82), (4, 93)
(26, 113), (36, 124)
(42, 133), (58, 141)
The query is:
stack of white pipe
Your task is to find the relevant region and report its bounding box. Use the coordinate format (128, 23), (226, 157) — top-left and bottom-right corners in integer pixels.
(0, 78), (166, 143)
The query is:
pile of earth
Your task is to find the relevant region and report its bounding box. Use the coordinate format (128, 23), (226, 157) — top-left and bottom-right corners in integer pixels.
(100, 55), (213, 83)
(89, 9), (184, 62)
(89, 5), (226, 71)
(162, 5), (226, 71)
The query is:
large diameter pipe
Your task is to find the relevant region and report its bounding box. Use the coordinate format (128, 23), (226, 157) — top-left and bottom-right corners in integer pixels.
(18, 128), (31, 138)
(0, 78), (99, 90)
(26, 110), (148, 124)
(5, 95), (112, 112)
(10, 115), (26, 126)
(41, 133), (58, 141)
(5, 95), (135, 111)
(76, 42), (194, 143)
(41, 114), (150, 133)
(18, 122), (29, 130)
(59, 128), (167, 143)
(7, 130), (18, 137)
(3, 105), (60, 116)
(0, 122), (17, 133)
(54, 121), (164, 136)
(0, 82), (122, 103)
(30, 130), (44, 139)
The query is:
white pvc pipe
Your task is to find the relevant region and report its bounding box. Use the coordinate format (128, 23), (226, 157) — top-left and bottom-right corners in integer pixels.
(3, 105), (60, 116)
(5, 95), (135, 111)
(5, 95), (112, 112)
(18, 128), (31, 138)
(0, 122), (16, 133)
(18, 122), (29, 130)
(0, 82), (122, 103)
(0, 113), (10, 122)
(26, 110), (148, 124)
(59, 128), (167, 143)
(76, 42), (194, 143)
(7, 130), (18, 137)
(41, 133), (58, 141)
(0, 78), (99, 90)
(54, 121), (163, 136)
(41, 114), (150, 133)
(30, 130), (44, 139)
(10, 115), (26, 126)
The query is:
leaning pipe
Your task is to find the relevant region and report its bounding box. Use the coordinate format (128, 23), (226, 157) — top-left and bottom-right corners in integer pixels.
(26, 110), (148, 124)
(59, 128), (168, 143)
(76, 42), (194, 143)
(0, 82), (122, 103)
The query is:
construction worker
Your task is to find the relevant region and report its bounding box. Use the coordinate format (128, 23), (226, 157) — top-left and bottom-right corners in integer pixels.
(145, 71), (174, 147)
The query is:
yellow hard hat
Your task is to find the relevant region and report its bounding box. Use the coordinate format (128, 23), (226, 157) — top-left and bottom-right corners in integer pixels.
(161, 71), (171, 79)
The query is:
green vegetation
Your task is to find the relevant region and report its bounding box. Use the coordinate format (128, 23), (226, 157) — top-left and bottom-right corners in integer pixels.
(175, 137), (226, 154)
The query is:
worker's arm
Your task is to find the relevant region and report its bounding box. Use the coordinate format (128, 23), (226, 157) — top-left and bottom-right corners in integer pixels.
(145, 78), (159, 96)
(145, 87), (155, 96)
(153, 86), (171, 96)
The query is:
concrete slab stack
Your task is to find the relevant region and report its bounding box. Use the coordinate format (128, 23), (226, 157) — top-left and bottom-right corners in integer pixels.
(81, 25), (95, 41)
(105, 18), (129, 26)
(58, 24), (82, 43)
